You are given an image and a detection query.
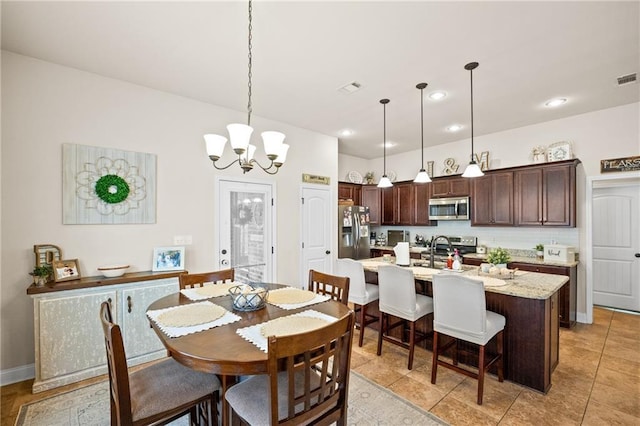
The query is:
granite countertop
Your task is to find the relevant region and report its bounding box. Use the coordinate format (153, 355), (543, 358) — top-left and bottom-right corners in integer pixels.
(462, 253), (579, 267)
(360, 258), (568, 300)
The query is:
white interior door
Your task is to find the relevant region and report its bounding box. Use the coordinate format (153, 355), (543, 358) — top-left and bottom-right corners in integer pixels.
(592, 183), (640, 311)
(218, 178), (274, 284)
(300, 185), (333, 289)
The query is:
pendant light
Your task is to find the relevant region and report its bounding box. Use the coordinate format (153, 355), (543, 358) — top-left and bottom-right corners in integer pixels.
(414, 82), (432, 183)
(203, 0), (289, 175)
(377, 99), (393, 188)
(462, 61), (484, 178)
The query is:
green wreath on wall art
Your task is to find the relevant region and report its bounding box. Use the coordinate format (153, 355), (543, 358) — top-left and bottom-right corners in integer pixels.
(95, 174), (130, 204)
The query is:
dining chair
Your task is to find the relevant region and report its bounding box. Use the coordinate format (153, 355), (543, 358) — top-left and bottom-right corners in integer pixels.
(376, 264), (433, 370)
(308, 269), (350, 305)
(179, 268), (235, 290)
(431, 274), (505, 405)
(225, 311), (356, 425)
(100, 302), (220, 425)
(335, 258), (379, 346)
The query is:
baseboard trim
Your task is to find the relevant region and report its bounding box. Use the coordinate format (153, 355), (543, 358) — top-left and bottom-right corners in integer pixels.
(1, 364), (35, 386)
(576, 312), (588, 324)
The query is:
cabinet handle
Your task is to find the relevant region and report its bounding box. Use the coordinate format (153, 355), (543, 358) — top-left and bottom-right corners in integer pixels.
(127, 295), (132, 313)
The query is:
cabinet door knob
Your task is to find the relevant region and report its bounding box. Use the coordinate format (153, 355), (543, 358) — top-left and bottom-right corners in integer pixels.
(325, 250), (331, 255)
(635, 253), (640, 258)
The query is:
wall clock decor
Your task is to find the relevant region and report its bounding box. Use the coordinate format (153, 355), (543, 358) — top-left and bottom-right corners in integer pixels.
(547, 141), (573, 162)
(62, 144), (157, 224)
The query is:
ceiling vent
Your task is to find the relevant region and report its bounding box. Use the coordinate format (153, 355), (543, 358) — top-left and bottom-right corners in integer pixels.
(617, 73), (637, 86)
(338, 81), (362, 94)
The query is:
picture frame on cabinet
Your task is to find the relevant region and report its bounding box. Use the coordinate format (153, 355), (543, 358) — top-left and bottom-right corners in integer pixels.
(152, 246), (185, 271)
(52, 259), (81, 282)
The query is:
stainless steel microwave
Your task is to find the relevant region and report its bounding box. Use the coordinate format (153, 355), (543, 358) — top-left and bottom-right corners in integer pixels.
(428, 196), (470, 220)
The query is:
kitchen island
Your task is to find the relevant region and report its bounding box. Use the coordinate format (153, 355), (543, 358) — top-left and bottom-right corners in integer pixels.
(360, 258), (568, 393)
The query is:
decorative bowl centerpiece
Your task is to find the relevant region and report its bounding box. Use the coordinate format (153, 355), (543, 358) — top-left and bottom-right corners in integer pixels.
(229, 284), (268, 311)
(97, 264), (130, 278)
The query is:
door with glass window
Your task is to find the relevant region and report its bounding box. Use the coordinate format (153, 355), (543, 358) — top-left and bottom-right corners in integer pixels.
(218, 179), (273, 284)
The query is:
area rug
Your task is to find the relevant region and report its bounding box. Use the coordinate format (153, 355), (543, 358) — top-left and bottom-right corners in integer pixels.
(15, 371), (448, 425)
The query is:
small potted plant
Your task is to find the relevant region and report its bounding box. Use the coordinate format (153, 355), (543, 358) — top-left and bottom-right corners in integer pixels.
(535, 244), (544, 259)
(486, 247), (511, 268)
(31, 264), (53, 286)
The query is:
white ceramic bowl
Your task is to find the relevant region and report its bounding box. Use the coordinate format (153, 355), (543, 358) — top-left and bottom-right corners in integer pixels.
(98, 264), (130, 278)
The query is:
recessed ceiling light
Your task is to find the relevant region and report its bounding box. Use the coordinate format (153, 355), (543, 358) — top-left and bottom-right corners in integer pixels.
(429, 91), (447, 100)
(340, 129), (353, 137)
(447, 124), (462, 132)
(545, 98), (567, 107)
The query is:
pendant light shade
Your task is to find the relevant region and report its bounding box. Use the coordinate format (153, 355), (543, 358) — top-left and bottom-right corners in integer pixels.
(377, 99), (393, 188)
(414, 82), (432, 183)
(462, 61), (484, 178)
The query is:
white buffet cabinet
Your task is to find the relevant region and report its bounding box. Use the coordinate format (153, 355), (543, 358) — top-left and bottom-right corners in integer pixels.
(28, 271), (181, 392)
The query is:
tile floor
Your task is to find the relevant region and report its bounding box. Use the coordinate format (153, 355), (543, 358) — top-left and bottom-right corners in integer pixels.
(351, 306), (640, 425)
(1, 306), (638, 426)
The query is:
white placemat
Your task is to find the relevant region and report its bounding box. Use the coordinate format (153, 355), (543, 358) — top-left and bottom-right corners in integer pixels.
(236, 310), (338, 352)
(180, 281), (241, 301)
(147, 301), (241, 338)
(267, 287), (330, 310)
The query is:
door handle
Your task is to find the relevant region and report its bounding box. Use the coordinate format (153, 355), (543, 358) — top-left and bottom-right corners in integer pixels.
(635, 253), (640, 258)
(325, 250), (331, 255)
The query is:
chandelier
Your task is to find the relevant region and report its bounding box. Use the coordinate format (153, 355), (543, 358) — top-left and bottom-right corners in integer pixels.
(204, 0), (289, 174)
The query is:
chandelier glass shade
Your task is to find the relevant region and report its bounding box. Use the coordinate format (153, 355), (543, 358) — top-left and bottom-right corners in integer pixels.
(462, 61), (484, 178)
(204, 0), (288, 175)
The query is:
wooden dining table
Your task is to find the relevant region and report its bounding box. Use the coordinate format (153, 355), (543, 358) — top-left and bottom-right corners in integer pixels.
(146, 283), (353, 425)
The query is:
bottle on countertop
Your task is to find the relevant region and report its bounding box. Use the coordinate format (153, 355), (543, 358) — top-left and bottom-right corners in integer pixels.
(452, 249), (462, 271)
(446, 253), (454, 270)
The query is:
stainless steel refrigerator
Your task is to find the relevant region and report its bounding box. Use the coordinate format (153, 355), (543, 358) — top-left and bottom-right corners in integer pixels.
(338, 205), (371, 259)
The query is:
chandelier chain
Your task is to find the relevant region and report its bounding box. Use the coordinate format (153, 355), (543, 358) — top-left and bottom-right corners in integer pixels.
(247, 0), (253, 126)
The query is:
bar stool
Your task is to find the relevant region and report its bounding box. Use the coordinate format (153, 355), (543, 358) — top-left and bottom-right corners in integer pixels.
(377, 264), (433, 370)
(336, 258), (380, 346)
(431, 274), (505, 405)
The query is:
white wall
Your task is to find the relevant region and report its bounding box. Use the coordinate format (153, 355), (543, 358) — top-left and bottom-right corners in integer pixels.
(340, 101), (640, 323)
(340, 102), (639, 181)
(0, 51), (338, 376)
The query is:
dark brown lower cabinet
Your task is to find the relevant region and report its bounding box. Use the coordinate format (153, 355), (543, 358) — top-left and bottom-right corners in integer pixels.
(508, 262), (576, 329)
(463, 257), (577, 329)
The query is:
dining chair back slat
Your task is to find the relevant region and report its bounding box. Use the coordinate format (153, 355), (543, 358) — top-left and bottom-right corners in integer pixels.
(308, 269), (350, 305)
(179, 268), (235, 290)
(225, 311), (355, 426)
(100, 302), (220, 425)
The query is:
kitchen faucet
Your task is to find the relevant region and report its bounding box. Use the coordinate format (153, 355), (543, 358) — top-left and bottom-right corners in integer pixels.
(430, 235), (453, 268)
